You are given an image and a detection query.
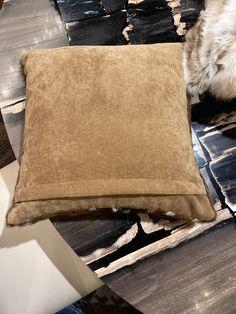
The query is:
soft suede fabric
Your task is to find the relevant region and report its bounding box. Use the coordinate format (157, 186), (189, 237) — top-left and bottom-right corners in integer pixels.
(7, 44), (216, 225)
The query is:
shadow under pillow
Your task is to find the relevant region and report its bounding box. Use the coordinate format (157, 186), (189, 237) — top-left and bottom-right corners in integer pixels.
(7, 43), (216, 226)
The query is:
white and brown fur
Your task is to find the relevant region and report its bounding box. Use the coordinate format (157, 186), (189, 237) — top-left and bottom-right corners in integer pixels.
(183, 0), (236, 100)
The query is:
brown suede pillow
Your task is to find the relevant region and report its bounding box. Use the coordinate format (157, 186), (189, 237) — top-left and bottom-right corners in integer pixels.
(7, 44), (216, 225)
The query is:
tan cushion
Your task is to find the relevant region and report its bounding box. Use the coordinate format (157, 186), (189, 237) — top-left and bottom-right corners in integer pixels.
(7, 44), (216, 225)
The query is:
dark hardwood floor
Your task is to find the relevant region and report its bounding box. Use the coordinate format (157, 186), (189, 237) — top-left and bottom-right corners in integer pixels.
(105, 221), (236, 314)
(0, 0), (68, 107)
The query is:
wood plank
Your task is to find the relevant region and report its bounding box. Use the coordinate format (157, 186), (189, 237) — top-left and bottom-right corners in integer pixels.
(55, 0), (104, 23)
(66, 11), (128, 45)
(126, 0), (180, 44)
(167, 0), (205, 36)
(1, 101), (25, 162)
(102, 0), (127, 14)
(55, 0), (127, 22)
(53, 213), (139, 257)
(0, 112), (15, 169)
(0, 0), (68, 107)
(192, 95), (236, 218)
(94, 209), (232, 277)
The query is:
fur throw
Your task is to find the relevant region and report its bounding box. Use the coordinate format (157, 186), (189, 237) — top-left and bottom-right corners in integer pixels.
(183, 0), (236, 99)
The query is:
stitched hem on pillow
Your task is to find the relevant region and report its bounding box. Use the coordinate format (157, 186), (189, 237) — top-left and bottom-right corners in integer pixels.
(14, 178), (207, 203)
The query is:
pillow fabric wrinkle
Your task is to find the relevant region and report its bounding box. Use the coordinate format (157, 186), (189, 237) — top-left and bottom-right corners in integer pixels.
(7, 43), (216, 226)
